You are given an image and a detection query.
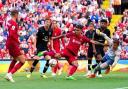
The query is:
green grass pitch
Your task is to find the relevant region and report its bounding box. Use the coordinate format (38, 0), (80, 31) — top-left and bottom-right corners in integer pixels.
(0, 72), (128, 89)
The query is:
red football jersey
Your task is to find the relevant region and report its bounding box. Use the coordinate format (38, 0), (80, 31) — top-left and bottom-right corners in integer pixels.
(52, 28), (65, 52)
(7, 19), (19, 43)
(65, 32), (90, 56)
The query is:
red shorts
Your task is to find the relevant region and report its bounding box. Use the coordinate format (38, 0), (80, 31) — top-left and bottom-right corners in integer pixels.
(60, 49), (77, 64)
(54, 46), (60, 53)
(6, 41), (22, 58)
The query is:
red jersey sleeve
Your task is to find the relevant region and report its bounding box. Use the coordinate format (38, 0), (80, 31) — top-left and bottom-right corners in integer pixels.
(82, 36), (91, 43)
(65, 32), (74, 38)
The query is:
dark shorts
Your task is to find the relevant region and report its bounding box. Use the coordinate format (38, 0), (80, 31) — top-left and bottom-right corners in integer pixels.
(36, 46), (48, 55)
(87, 46), (95, 58)
(95, 46), (105, 57)
(6, 41), (22, 58)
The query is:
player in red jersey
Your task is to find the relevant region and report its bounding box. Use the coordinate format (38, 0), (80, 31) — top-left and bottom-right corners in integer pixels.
(5, 10), (26, 82)
(40, 24), (103, 80)
(51, 20), (65, 76)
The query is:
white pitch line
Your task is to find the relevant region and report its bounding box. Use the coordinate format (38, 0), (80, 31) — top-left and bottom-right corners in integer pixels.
(115, 87), (128, 89)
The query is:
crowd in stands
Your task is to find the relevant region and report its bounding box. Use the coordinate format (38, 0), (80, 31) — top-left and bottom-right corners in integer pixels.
(0, 0), (127, 59)
(113, 9), (128, 59)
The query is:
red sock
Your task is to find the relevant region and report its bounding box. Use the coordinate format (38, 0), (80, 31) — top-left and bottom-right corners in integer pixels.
(68, 66), (77, 76)
(8, 60), (17, 73)
(57, 63), (62, 70)
(10, 62), (24, 74)
(52, 64), (58, 73)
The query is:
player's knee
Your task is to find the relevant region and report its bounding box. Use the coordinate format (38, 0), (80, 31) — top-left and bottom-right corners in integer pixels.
(17, 55), (26, 64)
(72, 61), (78, 67)
(20, 57), (26, 64)
(45, 55), (51, 60)
(55, 53), (61, 58)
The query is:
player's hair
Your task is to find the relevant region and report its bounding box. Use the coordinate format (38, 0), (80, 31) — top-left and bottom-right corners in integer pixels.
(100, 19), (107, 23)
(113, 38), (120, 45)
(74, 24), (83, 29)
(11, 10), (19, 16)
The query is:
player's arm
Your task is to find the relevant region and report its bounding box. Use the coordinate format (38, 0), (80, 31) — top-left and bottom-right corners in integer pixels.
(52, 34), (64, 40)
(111, 50), (121, 70)
(91, 40), (104, 46)
(96, 29), (113, 45)
(92, 33), (96, 54)
(83, 35), (104, 46)
(33, 36), (37, 51)
(52, 32), (72, 40)
(111, 55), (120, 70)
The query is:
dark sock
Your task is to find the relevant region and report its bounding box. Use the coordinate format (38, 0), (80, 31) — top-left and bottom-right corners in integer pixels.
(30, 60), (39, 73)
(43, 60), (49, 73)
(96, 60), (101, 74)
(92, 64), (98, 69)
(94, 64), (101, 74)
(88, 59), (92, 70)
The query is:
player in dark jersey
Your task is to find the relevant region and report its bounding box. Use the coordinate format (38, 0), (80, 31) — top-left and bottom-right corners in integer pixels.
(85, 22), (97, 76)
(93, 19), (110, 77)
(26, 18), (53, 78)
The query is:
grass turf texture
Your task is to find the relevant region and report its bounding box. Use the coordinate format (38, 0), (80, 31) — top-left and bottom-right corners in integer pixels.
(0, 72), (128, 89)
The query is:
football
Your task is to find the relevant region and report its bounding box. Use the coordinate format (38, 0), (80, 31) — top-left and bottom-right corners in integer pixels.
(49, 59), (57, 67)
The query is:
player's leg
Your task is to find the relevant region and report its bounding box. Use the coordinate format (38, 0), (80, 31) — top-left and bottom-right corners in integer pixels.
(68, 61), (78, 76)
(10, 55), (25, 74)
(52, 63), (58, 76)
(6, 55), (26, 82)
(29, 50), (46, 74)
(66, 56), (78, 80)
(88, 62), (109, 78)
(26, 56), (39, 78)
(57, 62), (63, 75)
(41, 55), (51, 78)
(6, 47), (18, 73)
(95, 53), (102, 77)
(40, 51), (61, 77)
(29, 58), (40, 73)
(51, 48), (61, 76)
(51, 59), (63, 76)
(85, 47), (93, 76)
(8, 57), (17, 73)
(5, 44), (25, 82)
(88, 56), (110, 78)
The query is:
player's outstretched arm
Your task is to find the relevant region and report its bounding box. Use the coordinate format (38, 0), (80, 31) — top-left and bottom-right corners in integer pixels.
(96, 29), (113, 45)
(90, 40), (104, 46)
(52, 34), (65, 40)
(111, 55), (120, 70)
